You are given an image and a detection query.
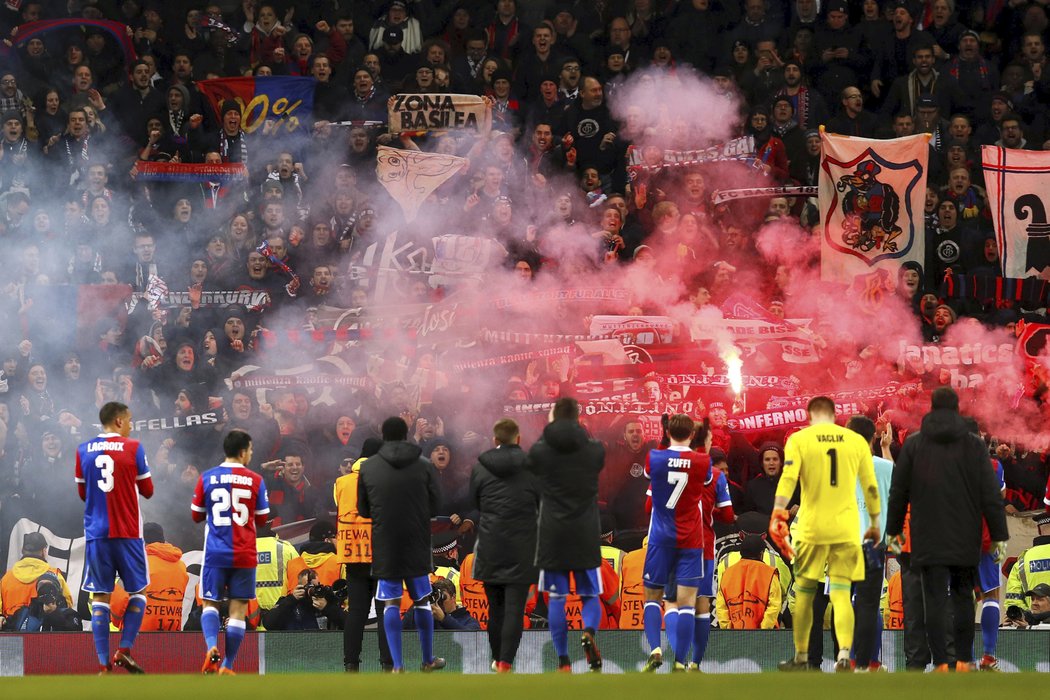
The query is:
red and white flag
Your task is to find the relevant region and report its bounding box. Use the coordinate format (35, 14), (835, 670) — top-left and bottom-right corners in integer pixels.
(819, 130), (929, 283)
(983, 146), (1050, 278)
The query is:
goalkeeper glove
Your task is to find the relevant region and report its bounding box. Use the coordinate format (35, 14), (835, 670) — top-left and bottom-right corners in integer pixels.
(991, 540), (1008, 564)
(769, 507), (794, 562)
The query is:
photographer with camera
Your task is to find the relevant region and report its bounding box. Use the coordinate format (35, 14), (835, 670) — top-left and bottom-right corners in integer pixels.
(403, 578), (481, 632)
(261, 568), (348, 631)
(1, 533), (79, 631)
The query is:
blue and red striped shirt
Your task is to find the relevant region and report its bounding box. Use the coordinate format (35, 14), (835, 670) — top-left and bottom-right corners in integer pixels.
(192, 463), (270, 569)
(75, 433), (152, 540)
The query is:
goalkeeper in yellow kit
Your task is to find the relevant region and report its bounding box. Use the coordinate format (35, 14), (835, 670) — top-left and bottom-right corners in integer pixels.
(769, 397), (881, 672)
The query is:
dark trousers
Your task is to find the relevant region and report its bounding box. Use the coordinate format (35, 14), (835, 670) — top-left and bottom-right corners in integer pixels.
(807, 588), (836, 668)
(920, 565), (975, 666)
(900, 555), (930, 669)
(483, 582), (531, 665)
(343, 563), (392, 667)
(853, 557), (886, 667)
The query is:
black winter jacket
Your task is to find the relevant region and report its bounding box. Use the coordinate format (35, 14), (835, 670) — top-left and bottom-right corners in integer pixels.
(886, 408), (1008, 567)
(470, 444), (540, 585)
(358, 441), (441, 579)
(527, 420), (604, 570)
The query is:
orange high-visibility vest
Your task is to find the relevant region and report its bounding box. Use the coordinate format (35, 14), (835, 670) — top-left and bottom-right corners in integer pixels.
(333, 466), (373, 565)
(458, 553), (488, 629)
(618, 546), (651, 630)
(110, 543), (189, 631)
(285, 553), (343, 594)
(718, 558), (776, 630)
(884, 571), (904, 630)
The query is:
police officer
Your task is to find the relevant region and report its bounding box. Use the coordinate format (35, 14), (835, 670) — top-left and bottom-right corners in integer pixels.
(1005, 512), (1050, 622)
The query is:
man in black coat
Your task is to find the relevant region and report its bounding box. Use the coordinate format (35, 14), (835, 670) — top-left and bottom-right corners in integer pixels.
(886, 387), (1008, 672)
(527, 397), (604, 672)
(358, 417), (444, 672)
(470, 418), (539, 673)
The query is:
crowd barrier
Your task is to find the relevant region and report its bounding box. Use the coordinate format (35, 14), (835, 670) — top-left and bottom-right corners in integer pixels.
(1, 630), (1047, 675)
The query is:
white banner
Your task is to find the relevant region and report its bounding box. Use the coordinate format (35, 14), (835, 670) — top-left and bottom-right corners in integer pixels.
(983, 146), (1050, 278)
(819, 131), (928, 282)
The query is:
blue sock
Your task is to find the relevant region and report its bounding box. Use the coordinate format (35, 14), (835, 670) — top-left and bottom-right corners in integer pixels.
(548, 595), (569, 658)
(675, 608), (695, 665)
(692, 612), (711, 664)
(120, 594), (146, 650)
(384, 604), (404, 670)
(222, 619), (245, 670)
(981, 600), (1000, 657)
(91, 602), (110, 666)
(664, 609), (679, 655)
(581, 595), (601, 632)
(414, 603), (435, 664)
(201, 607), (220, 650)
(643, 601), (663, 653)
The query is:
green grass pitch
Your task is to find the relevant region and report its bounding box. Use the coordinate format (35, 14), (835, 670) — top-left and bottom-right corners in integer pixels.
(3, 672), (1044, 700)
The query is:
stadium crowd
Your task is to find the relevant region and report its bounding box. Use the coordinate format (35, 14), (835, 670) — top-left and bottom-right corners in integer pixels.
(1, 0), (1050, 673)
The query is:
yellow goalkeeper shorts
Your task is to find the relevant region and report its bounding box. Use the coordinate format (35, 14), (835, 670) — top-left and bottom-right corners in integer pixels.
(794, 541), (864, 582)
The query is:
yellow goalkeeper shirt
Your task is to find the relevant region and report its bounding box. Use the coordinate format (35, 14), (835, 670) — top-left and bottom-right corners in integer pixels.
(776, 422), (880, 545)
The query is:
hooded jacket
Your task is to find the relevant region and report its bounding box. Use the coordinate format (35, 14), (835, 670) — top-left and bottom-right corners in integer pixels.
(527, 419), (604, 570)
(358, 441), (441, 580)
(0, 557), (74, 616)
(470, 444), (540, 584)
(887, 408), (1008, 566)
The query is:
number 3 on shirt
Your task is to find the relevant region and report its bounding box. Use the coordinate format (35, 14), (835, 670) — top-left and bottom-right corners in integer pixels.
(95, 455), (115, 493)
(826, 448), (838, 486)
(666, 471), (689, 508)
(211, 487), (252, 527)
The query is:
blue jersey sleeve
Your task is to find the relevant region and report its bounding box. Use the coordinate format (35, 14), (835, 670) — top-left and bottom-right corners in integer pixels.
(994, 460), (1005, 492)
(134, 442), (151, 480)
(715, 472), (732, 507)
(256, 477), (270, 515)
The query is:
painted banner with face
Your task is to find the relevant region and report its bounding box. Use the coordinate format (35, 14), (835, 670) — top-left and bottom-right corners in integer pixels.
(375, 146), (468, 221)
(819, 131), (928, 283)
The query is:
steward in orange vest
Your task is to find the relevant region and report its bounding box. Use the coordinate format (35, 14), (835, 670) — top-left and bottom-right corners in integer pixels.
(284, 521), (341, 594)
(110, 524), (189, 631)
(619, 543), (650, 630)
(0, 533), (74, 620)
(715, 535), (781, 630)
(333, 439), (393, 671)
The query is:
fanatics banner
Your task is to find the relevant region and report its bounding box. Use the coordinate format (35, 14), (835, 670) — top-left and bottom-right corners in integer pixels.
(819, 131), (928, 283)
(387, 93), (491, 134)
(4, 19), (137, 64)
(376, 146), (468, 222)
(196, 76), (315, 134)
(982, 146), (1050, 278)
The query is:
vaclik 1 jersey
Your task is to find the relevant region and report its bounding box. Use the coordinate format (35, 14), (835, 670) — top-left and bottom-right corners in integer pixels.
(646, 446), (708, 550)
(192, 462), (270, 569)
(75, 433), (151, 540)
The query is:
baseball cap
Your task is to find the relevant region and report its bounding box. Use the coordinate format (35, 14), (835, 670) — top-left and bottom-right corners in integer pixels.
(826, 0), (848, 14)
(961, 29), (980, 42)
(22, 532), (48, 555)
(383, 25), (404, 45)
(1026, 582), (1050, 598)
(915, 95), (937, 109)
(389, 0), (408, 9)
(310, 520), (337, 541)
